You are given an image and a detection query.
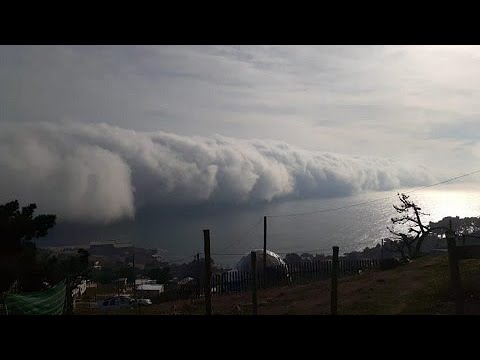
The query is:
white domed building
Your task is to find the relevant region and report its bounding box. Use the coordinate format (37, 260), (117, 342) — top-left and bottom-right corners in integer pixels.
(235, 249), (288, 273)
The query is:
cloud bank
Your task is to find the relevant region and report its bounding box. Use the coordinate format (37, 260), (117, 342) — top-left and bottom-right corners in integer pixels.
(0, 122), (436, 223)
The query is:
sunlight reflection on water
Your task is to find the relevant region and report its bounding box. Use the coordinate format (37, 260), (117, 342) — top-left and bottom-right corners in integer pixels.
(202, 184), (480, 267)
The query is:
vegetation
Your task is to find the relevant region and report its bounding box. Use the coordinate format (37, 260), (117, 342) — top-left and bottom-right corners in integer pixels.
(93, 267), (116, 285)
(147, 267), (172, 284)
(43, 248), (92, 289)
(74, 255), (480, 315)
(388, 193), (436, 261)
(0, 199), (93, 295)
(0, 200), (56, 293)
(284, 253), (327, 264)
(4, 193), (480, 316)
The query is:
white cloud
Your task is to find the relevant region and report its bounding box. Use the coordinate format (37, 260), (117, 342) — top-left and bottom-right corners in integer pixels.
(0, 122), (436, 223)
(1, 45), (479, 225)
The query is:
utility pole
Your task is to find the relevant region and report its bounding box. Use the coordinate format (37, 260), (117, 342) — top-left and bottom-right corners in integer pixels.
(331, 246), (339, 315)
(203, 229), (212, 315)
(251, 251), (258, 315)
(263, 216), (267, 289)
(196, 252), (200, 298)
(132, 244), (136, 301)
(446, 221), (464, 315)
(381, 239), (384, 267)
(66, 273), (71, 315)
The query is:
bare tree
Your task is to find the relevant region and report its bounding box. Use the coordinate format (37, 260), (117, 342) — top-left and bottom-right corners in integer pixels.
(388, 193), (431, 261)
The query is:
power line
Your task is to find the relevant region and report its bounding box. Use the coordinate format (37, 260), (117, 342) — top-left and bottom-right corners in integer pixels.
(153, 169), (480, 264)
(212, 253), (247, 256)
(273, 248), (332, 255)
(167, 255), (197, 264)
(404, 169), (480, 194)
(266, 168), (480, 218)
(216, 217), (264, 253)
(169, 224), (385, 261)
(211, 236), (381, 257)
(266, 195), (394, 218)
(269, 237), (386, 256)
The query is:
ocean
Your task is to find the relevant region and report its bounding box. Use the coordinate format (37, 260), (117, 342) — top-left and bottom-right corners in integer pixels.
(200, 184), (480, 268)
(44, 182), (480, 268)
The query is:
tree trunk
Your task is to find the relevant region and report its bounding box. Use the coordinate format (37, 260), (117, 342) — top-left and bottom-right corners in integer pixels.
(414, 234), (427, 257)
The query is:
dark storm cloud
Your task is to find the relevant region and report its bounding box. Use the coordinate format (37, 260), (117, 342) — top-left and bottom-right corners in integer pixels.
(0, 122), (435, 223)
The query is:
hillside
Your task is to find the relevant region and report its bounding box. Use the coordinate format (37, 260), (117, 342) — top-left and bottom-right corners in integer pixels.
(75, 254), (480, 315)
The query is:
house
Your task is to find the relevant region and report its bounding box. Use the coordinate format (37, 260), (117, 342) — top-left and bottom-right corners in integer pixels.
(178, 277), (195, 285)
(89, 241), (134, 263)
(135, 278), (157, 286)
(136, 284), (165, 299)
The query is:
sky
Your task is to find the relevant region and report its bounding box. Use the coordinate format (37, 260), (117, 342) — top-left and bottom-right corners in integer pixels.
(1, 45), (480, 225)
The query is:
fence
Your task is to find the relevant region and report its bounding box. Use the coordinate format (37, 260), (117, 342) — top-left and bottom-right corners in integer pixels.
(4, 280), (67, 315)
(156, 257), (379, 303)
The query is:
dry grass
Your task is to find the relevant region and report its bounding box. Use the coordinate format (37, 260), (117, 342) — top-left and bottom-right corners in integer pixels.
(74, 255), (480, 315)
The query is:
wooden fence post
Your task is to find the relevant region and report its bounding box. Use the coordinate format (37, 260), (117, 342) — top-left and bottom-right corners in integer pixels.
(263, 216), (267, 289)
(446, 230), (464, 315)
(251, 251), (258, 315)
(203, 229), (212, 315)
(331, 246), (339, 315)
(65, 274), (71, 315)
(381, 239), (384, 268)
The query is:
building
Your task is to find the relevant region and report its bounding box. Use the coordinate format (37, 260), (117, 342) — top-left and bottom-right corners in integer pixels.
(88, 241), (157, 269)
(135, 279), (157, 286)
(178, 277), (195, 285)
(136, 284), (165, 299)
(235, 249), (288, 273)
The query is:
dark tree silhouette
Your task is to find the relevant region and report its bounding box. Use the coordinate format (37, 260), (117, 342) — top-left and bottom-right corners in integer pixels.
(0, 200), (56, 251)
(147, 267), (171, 284)
(388, 193), (431, 261)
(0, 200), (56, 292)
(284, 253), (302, 264)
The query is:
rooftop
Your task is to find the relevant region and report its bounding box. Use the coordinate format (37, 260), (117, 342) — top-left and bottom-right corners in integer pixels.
(136, 284), (164, 291)
(89, 241), (133, 248)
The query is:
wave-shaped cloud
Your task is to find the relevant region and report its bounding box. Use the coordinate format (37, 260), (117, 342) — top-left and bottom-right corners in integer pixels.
(0, 122), (436, 223)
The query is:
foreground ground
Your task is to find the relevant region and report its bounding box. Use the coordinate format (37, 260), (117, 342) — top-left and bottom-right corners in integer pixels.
(76, 255), (480, 315)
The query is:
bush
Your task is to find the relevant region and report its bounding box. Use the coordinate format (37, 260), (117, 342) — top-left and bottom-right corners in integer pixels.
(380, 257), (402, 270)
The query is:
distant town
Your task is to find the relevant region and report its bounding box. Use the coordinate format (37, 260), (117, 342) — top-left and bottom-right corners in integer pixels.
(30, 214), (480, 314)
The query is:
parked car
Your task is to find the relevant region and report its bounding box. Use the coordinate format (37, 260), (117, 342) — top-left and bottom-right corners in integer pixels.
(135, 298), (152, 306)
(97, 295), (135, 309)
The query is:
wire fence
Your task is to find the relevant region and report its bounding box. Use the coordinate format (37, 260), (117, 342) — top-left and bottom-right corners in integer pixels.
(69, 168), (480, 311)
(154, 256), (380, 303)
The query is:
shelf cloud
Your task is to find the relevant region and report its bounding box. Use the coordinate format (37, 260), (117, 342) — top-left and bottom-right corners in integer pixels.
(0, 122), (436, 223)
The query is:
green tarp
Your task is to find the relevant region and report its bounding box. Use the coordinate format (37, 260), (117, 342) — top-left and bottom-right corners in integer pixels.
(4, 280), (66, 315)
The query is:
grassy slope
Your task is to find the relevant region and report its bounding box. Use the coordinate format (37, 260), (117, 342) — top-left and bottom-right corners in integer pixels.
(75, 255), (480, 315)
